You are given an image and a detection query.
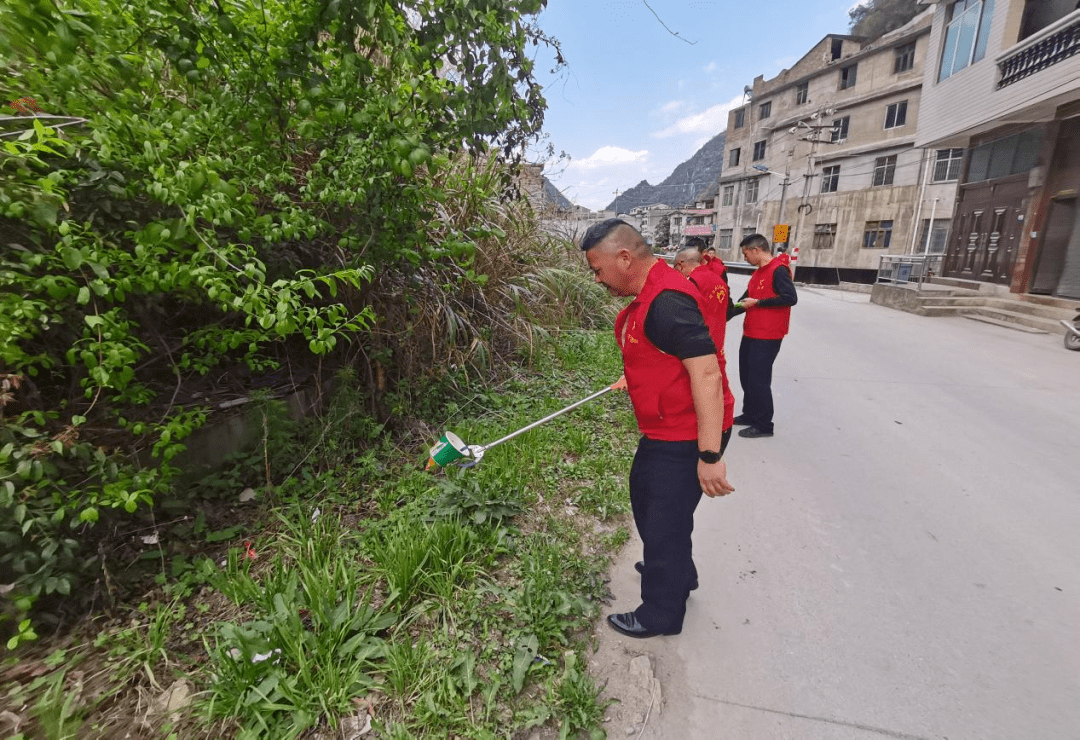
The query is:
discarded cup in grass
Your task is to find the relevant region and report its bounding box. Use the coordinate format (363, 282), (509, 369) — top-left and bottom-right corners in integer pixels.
(426, 431), (470, 469)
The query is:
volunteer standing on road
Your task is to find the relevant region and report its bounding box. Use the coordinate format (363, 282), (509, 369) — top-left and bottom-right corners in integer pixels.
(730, 233), (797, 439)
(674, 247), (736, 450)
(581, 219), (734, 639)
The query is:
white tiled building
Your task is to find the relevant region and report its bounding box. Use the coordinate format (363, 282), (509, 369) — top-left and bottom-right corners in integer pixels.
(915, 0), (1080, 298)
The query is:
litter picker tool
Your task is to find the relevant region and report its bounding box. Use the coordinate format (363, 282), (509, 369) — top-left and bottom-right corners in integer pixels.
(426, 380), (622, 469)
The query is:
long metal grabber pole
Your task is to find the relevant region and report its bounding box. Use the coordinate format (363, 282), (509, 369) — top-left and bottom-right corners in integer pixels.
(476, 383), (617, 453)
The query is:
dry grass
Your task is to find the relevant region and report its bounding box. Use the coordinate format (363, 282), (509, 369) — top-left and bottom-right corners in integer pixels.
(351, 153), (617, 416)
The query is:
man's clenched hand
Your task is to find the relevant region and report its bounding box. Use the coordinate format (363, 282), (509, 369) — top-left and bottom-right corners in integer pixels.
(699, 459), (734, 498)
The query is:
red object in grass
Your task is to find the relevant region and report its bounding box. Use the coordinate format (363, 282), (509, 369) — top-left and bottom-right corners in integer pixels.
(9, 97), (42, 114)
(243, 541), (258, 560)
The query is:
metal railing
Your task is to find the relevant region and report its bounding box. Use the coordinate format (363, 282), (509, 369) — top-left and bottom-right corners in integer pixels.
(876, 254), (943, 289)
(998, 12), (1080, 88)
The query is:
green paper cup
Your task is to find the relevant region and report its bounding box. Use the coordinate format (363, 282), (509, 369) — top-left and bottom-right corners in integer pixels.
(427, 431), (469, 468)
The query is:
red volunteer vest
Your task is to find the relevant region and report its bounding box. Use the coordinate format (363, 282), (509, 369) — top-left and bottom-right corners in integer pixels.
(702, 254), (729, 282)
(688, 265), (735, 431)
(744, 258), (792, 340)
(615, 261), (703, 441)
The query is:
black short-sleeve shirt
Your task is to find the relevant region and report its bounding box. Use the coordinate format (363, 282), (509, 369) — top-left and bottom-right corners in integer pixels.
(643, 291), (716, 359)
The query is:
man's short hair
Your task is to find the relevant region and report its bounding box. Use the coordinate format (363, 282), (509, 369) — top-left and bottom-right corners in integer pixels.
(675, 247), (701, 265)
(739, 233), (771, 253)
(580, 218), (649, 256)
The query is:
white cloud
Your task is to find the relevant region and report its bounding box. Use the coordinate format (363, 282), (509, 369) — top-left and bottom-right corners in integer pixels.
(566, 146), (649, 172)
(651, 95), (742, 139)
(703, 61), (717, 73)
(659, 99), (684, 114)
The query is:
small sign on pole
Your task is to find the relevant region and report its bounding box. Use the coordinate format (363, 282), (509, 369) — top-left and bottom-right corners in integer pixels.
(773, 224), (790, 245)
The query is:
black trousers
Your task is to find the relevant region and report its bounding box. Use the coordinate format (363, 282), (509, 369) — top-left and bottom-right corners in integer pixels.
(629, 428), (728, 633)
(738, 336), (783, 433)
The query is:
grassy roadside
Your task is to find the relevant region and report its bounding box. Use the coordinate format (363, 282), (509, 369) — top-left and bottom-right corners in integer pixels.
(1, 330), (638, 740)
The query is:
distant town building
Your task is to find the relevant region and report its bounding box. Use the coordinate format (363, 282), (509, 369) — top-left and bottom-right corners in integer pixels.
(717, 10), (958, 282)
(630, 204), (676, 246)
(916, 0), (1080, 298)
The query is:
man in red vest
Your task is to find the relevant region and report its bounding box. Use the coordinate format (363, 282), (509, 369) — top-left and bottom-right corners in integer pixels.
(700, 244), (729, 284)
(730, 234), (798, 438)
(673, 247), (735, 440)
(582, 220), (734, 639)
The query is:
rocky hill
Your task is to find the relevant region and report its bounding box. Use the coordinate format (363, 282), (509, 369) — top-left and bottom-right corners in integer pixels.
(542, 177), (573, 209)
(604, 131), (726, 212)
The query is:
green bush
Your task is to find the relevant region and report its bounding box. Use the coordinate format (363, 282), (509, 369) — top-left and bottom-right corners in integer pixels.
(0, 0), (564, 630)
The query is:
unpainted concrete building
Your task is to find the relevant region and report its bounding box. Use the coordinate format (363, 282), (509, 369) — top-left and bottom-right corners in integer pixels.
(717, 10), (960, 283)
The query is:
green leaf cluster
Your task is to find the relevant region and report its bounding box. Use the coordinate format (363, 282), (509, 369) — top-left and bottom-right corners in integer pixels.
(0, 0), (558, 632)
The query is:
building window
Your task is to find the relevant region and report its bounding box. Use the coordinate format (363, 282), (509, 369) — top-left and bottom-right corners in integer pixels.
(745, 179), (759, 203)
(796, 82), (808, 104)
(722, 185), (734, 207)
(813, 223), (837, 249)
(743, 226), (756, 241)
(873, 155), (898, 186)
(966, 130), (1041, 182)
(939, 0), (996, 82)
(729, 148), (741, 167)
(918, 218), (951, 253)
(884, 101), (908, 129)
(821, 165), (840, 193)
(863, 220), (894, 249)
(759, 101), (772, 119)
(933, 148), (965, 181)
(831, 116), (850, 142)
(752, 140), (767, 161)
(734, 108), (746, 128)
(718, 228), (733, 249)
(894, 42), (916, 73)
(840, 63), (858, 89)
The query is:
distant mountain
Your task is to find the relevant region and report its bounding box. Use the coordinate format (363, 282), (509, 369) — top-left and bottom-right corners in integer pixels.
(605, 131), (726, 212)
(542, 177), (573, 209)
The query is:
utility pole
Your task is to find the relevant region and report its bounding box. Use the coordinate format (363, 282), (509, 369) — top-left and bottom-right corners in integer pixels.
(786, 107), (839, 276)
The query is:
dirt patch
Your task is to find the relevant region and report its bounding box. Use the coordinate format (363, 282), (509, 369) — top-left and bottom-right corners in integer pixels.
(584, 527), (667, 739)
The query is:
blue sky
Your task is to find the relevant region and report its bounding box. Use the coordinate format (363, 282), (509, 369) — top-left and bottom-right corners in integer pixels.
(531, 0), (864, 210)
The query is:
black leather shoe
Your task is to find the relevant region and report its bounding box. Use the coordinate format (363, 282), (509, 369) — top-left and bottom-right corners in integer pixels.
(634, 561), (698, 591)
(732, 415), (752, 426)
(738, 426), (774, 438)
(606, 612), (680, 638)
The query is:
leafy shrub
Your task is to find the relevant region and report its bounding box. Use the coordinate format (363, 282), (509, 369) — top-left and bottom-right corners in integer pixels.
(0, 0), (564, 630)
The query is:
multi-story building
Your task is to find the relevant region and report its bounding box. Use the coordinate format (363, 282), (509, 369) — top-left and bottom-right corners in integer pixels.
(716, 10), (960, 282)
(630, 203), (675, 246)
(915, 0), (1080, 299)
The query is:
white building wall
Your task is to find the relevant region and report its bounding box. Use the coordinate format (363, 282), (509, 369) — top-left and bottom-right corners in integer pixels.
(916, 1), (1080, 147)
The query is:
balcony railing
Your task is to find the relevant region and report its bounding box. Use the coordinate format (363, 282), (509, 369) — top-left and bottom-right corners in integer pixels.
(998, 11), (1080, 88)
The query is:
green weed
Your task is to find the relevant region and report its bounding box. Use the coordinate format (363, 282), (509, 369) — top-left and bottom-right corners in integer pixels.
(201, 510), (395, 739)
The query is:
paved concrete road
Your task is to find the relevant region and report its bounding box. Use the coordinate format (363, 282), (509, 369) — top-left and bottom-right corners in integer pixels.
(605, 276), (1080, 740)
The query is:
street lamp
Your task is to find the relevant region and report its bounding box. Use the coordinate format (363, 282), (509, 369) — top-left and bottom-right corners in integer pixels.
(752, 164), (792, 244)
